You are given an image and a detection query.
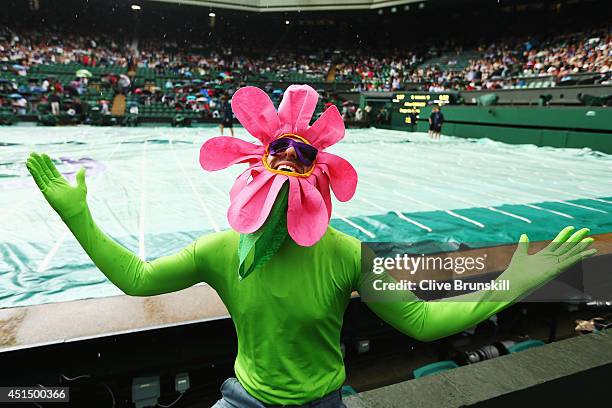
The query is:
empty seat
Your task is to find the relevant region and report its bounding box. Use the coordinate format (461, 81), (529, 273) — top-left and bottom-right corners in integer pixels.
(507, 339), (545, 353)
(341, 385), (357, 397)
(413, 361), (459, 379)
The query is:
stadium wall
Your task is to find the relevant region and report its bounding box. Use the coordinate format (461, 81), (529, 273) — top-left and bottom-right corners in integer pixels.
(460, 85), (612, 106)
(396, 106), (612, 154)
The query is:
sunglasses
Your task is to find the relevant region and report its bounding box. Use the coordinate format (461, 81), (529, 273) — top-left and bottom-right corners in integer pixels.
(268, 137), (318, 166)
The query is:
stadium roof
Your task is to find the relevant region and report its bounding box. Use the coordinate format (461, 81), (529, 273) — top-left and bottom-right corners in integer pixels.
(144, 0), (427, 12)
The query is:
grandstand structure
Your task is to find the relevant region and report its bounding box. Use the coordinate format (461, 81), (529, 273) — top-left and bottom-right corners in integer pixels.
(146, 0), (428, 12)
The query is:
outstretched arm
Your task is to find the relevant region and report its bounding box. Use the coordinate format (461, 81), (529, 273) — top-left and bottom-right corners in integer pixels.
(26, 152), (204, 296)
(360, 227), (596, 341)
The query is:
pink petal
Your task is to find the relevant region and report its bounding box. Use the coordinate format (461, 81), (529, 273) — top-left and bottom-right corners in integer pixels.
(287, 177), (329, 246)
(200, 137), (264, 171)
(310, 167), (332, 221)
(228, 171), (288, 233)
(303, 105), (345, 150)
(230, 163), (265, 202)
(232, 87), (280, 144)
(316, 152), (358, 202)
(277, 85), (319, 136)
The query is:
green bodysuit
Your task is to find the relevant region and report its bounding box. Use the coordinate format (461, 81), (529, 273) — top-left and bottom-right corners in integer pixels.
(25, 152), (595, 406)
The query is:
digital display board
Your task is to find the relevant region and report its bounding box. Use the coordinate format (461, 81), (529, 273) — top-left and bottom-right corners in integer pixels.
(392, 92), (455, 124)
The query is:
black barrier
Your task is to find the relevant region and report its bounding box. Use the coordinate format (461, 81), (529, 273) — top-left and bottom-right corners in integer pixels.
(345, 331), (612, 408)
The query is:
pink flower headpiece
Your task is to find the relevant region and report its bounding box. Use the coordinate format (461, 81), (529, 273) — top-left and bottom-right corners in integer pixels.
(199, 84), (358, 246)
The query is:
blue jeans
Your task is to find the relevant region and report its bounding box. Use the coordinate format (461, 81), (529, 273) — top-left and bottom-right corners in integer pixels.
(212, 377), (347, 408)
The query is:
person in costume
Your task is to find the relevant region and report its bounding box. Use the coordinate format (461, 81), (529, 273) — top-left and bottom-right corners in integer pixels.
(26, 85), (596, 408)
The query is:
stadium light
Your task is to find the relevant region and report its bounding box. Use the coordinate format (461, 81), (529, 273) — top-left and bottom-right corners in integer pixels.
(131, 4), (141, 11)
(285, 20), (290, 25)
(209, 12), (216, 17)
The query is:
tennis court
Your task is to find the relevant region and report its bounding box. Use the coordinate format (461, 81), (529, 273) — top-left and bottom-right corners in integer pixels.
(1, 125), (611, 308)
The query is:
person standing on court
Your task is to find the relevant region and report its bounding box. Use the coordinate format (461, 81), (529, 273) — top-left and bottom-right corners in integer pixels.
(409, 109), (418, 132)
(429, 105), (444, 139)
(219, 95), (234, 137)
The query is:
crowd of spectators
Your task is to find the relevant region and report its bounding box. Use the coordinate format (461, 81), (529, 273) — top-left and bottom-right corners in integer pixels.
(332, 50), (423, 92)
(0, 28), (132, 68)
(411, 27), (611, 91)
(1, 24), (610, 118)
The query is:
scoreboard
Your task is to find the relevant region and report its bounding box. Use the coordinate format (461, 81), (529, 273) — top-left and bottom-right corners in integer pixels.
(391, 92), (457, 125)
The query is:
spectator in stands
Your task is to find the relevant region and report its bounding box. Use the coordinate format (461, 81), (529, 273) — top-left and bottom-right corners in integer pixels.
(219, 95), (234, 136)
(341, 104), (350, 121)
(118, 74), (131, 94)
(375, 106), (389, 125)
(100, 100), (110, 116)
(72, 98), (83, 120)
(429, 105), (444, 140)
(49, 92), (61, 116)
(41, 78), (50, 93)
(53, 81), (64, 94)
(13, 95), (28, 115)
(364, 104), (372, 123)
(79, 99), (89, 123)
(355, 107), (363, 122)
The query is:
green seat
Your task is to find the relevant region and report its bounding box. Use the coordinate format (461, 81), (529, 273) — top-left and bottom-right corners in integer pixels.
(507, 340), (545, 353)
(413, 361), (459, 379)
(341, 385), (357, 397)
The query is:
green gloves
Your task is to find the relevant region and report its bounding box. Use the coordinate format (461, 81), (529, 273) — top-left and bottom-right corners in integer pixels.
(26, 152), (88, 220)
(361, 226), (596, 342)
(26, 151), (204, 296)
(501, 226), (596, 295)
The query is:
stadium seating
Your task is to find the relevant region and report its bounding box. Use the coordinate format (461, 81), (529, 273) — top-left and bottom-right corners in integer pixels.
(1, 22), (609, 123)
(507, 340), (546, 353)
(341, 385), (358, 397)
(413, 361), (459, 379)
